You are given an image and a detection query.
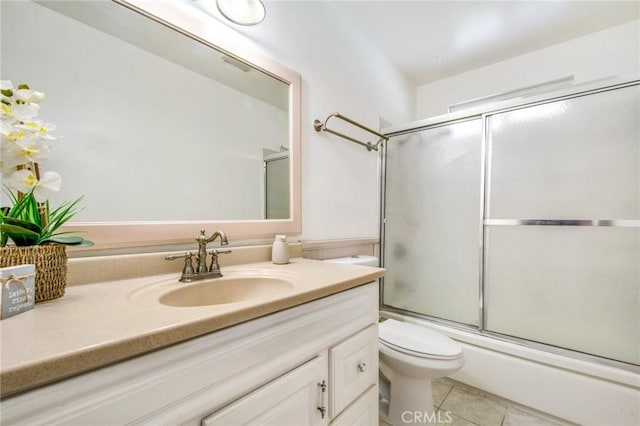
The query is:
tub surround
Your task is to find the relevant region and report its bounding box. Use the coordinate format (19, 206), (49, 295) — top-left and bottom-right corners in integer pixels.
(0, 252), (384, 397)
(382, 312), (640, 426)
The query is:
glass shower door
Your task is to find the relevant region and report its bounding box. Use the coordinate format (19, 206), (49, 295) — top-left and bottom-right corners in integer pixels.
(483, 84), (640, 364)
(383, 119), (483, 326)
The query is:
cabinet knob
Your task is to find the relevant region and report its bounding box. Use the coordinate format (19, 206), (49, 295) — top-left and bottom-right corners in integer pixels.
(357, 362), (367, 372)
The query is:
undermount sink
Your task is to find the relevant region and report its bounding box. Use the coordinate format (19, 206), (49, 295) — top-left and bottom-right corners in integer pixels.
(158, 276), (296, 307)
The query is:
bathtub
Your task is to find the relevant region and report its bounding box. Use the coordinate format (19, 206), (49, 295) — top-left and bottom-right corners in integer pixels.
(381, 312), (640, 426)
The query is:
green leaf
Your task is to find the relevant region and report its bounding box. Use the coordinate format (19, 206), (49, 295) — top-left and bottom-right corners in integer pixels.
(4, 190), (37, 222)
(42, 236), (94, 247)
(43, 235), (83, 244)
(2, 216), (42, 234)
(70, 238), (94, 247)
(41, 197), (83, 239)
(0, 223), (40, 246)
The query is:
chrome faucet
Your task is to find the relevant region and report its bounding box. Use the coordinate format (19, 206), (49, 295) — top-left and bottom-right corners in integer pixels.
(165, 229), (231, 282)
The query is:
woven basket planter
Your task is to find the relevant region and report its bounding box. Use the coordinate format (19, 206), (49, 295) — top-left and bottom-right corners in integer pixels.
(0, 245), (68, 303)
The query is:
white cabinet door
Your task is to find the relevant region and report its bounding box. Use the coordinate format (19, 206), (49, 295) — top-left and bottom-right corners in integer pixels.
(329, 324), (378, 418)
(202, 353), (329, 426)
(330, 386), (378, 426)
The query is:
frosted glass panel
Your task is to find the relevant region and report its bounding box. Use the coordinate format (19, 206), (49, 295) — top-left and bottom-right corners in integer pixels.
(484, 226), (640, 365)
(488, 85), (640, 219)
(383, 119), (482, 325)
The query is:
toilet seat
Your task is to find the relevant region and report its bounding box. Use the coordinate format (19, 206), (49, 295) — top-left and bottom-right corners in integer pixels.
(379, 319), (462, 360)
(379, 339), (460, 360)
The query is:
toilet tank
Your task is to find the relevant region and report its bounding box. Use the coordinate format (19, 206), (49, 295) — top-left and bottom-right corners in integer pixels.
(323, 255), (379, 267)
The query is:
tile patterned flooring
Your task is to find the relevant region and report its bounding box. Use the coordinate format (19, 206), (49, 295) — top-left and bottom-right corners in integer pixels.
(380, 378), (575, 426)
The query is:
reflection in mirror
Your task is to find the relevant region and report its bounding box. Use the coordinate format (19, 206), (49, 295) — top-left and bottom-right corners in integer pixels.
(264, 147), (290, 219)
(1, 0), (301, 248)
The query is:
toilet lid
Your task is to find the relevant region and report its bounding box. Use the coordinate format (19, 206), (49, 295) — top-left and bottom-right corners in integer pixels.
(379, 319), (462, 359)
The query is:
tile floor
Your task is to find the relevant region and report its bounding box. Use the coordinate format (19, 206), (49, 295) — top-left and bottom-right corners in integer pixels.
(380, 378), (575, 426)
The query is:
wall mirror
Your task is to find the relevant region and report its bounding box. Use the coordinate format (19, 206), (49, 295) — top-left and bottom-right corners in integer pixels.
(1, 0), (301, 250)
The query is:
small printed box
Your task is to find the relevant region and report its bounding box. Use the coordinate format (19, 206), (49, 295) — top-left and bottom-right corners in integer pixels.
(1, 264), (35, 320)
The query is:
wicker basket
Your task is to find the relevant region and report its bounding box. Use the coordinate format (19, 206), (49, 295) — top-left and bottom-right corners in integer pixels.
(0, 245), (68, 303)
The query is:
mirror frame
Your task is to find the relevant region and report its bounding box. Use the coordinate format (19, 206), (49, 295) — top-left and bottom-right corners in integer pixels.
(61, 0), (301, 250)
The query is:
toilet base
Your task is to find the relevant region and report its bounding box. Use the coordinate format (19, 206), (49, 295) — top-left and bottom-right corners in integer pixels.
(387, 374), (435, 426)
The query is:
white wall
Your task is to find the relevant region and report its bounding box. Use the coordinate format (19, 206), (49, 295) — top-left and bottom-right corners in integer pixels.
(416, 20), (640, 119)
(233, 1), (416, 241)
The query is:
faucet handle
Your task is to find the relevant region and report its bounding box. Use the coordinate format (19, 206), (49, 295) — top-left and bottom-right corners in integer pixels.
(165, 252), (195, 281)
(208, 249), (232, 274)
(212, 249), (232, 255)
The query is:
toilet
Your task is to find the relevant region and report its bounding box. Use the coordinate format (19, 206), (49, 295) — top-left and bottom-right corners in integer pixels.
(379, 319), (464, 425)
(324, 256), (465, 426)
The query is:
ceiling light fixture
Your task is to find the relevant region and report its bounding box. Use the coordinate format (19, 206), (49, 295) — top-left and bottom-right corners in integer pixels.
(216, 0), (266, 26)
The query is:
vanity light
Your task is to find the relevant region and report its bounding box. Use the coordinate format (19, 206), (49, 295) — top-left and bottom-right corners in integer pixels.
(216, 0), (266, 25)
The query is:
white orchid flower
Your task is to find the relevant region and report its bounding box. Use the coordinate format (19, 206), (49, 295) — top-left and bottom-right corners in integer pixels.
(0, 101), (40, 123)
(0, 101), (15, 119)
(8, 169), (61, 202)
(7, 168), (37, 193)
(1, 81), (65, 203)
(16, 120), (59, 140)
(1, 134), (51, 169)
(0, 120), (14, 135)
(34, 171), (62, 201)
(15, 88), (45, 104)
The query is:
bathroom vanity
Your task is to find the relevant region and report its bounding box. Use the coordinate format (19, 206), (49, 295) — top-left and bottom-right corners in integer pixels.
(0, 258), (383, 425)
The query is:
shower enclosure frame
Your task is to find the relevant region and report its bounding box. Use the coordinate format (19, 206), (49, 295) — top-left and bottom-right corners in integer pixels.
(378, 75), (640, 372)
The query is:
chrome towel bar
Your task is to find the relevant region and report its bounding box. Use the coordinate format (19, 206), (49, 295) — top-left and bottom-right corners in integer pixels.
(313, 112), (388, 152)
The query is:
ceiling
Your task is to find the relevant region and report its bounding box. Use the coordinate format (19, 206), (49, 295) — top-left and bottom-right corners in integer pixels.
(315, 1), (639, 85)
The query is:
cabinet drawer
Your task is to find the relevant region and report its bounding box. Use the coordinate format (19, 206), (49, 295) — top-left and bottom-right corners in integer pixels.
(329, 324), (378, 418)
(330, 385), (377, 426)
(202, 353), (328, 426)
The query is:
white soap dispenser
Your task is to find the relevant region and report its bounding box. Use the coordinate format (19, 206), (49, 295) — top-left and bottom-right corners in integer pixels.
(272, 235), (289, 264)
